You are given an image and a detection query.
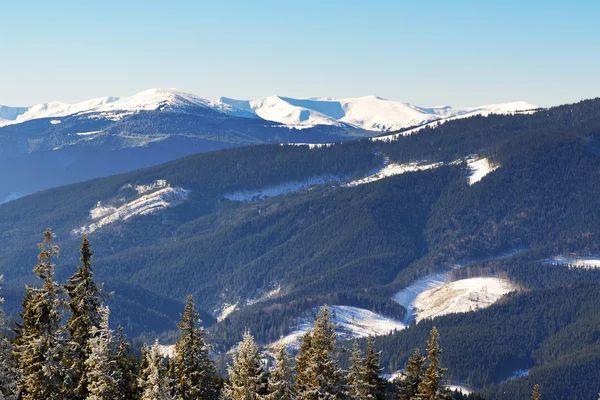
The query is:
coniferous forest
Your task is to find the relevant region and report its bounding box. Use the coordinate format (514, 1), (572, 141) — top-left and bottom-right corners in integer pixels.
(0, 230), (583, 400)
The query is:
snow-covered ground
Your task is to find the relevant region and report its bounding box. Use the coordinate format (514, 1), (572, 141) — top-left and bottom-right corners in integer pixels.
(392, 272), (448, 324)
(0, 88), (538, 133)
(345, 160), (443, 187)
(215, 303), (238, 323)
(223, 175), (345, 201)
(372, 101), (539, 141)
(271, 305), (405, 349)
(412, 277), (517, 322)
(467, 157), (499, 185)
(546, 255), (600, 269)
(72, 180), (189, 235)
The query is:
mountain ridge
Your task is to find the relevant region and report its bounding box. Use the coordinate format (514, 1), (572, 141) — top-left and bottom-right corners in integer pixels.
(0, 88), (538, 132)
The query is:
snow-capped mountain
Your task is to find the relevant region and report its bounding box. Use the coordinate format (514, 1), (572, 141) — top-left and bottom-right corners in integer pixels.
(0, 88), (538, 131)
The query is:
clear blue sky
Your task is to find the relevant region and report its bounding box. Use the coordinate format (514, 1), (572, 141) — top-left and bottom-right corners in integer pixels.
(1, 0), (598, 107)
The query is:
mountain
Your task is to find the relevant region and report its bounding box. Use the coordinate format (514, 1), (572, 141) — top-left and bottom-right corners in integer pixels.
(0, 89), (536, 204)
(1, 88), (537, 131)
(2, 97), (600, 397)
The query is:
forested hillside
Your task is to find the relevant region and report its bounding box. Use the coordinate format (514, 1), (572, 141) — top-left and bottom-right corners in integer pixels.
(1, 98), (600, 398)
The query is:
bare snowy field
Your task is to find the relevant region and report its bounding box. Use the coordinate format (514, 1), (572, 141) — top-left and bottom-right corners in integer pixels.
(467, 157), (499, 185)
(72, 180), (188, 235)
(547, 255), (600, 269)
(345, 160), (443, 187)
(412, 277), (517, 322)
(271, 305), (405, 349)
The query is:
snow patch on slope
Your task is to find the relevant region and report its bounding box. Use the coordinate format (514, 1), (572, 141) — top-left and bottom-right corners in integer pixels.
(547, 255), (600, 269)
(467, 157), (499, 185)
(72, 180), (188, 235)
(373, 101), (539, 141)
(345, 159), (443, 187)
(413, 277), (517, 322)
(272, 305), (405, 349)
(223, 175), (345, 201)
(392, 272), (448, 324)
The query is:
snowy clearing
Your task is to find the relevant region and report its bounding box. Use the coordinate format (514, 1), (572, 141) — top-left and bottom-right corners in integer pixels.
(412, 277), (517, 322)
(345, 160), (443, 187)
(271, 305), (405, 349)
(72, 180), (188, 235)
(215, 303), (238, 323)
(222, 175), (345, 201)
(467, 157), (499, 185)
(546, 255), (600, 269)
(75, 130), (103, 136)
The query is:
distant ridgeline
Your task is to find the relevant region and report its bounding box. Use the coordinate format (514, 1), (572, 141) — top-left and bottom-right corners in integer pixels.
(1, 98), (600, 398)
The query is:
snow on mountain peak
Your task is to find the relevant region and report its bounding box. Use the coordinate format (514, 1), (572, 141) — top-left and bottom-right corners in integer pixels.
(0, 88), (539, 132)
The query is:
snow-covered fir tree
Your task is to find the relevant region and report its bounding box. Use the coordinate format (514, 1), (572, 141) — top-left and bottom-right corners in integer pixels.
(361, 337), (385, 400)
(13, 229), (68, 400)
(347, 341), (366, 400)
(295, 306), (347, 400)
(85, 306), (116, 400)
(0, 275), (18, 400)
(114, 327), (139, 400)
(397, 348), (426, 400)
(266, 342), (295, 400)
(173, 295), (217, 400)
(347, 338), (384, 400)
(222, 330), (265, 400)
(140, 339), (171, 400)
(531, 384), (541, 400)
(65, 235), (105, 399)
(417, 327), (450, 400)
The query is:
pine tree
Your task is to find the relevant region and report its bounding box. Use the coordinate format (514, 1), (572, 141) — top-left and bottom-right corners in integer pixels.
(0, 275), (18, 400)
(85, 306), (116, 400)
(65, 235), (105, 399)
(294, 330), (314, 399)
(347, 341), (365, 400)
(140, 340), (171, 400)
(417, 327), (449, 400)
(13, 229), (68, 400)
(361, 337), (385, 400)
(295, 306), (346, 400)
(222, 330), (265, 400)
(531, 384), (541, 400)
(173, 295), (217, 400)
(114, 327), (139, 400)
(266, 342), (295, 400)
(397, 348), (426, 400)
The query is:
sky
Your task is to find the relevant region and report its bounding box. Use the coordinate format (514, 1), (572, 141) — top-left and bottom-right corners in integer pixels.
(0, 0), (598, 107)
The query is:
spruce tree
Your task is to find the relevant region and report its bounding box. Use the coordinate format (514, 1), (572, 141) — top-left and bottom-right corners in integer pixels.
(294, 330), (314, 399)
(140, 339), (171, 400)
(266, 342), (295, 400)
(222, 330), (265, 400)
(114, 327), (139, 400)
(417, 327), (449, 400)
(347, 341), (365, 400)
(173, 295), (217, 400)
(0, 275), (18, 400)
(65, 235), (104, 399)
(361, 337), (385, 400)
(397, 348), (425, 400)
(531, 384), (541, 400)
(295, 306), (346, 400)
(85, 306), (116, 400)
(13, 229), (68, 400)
